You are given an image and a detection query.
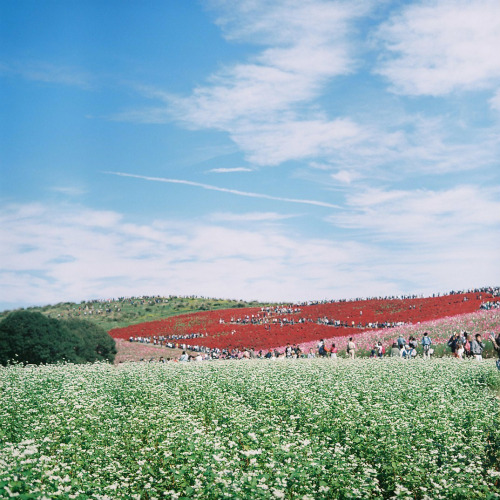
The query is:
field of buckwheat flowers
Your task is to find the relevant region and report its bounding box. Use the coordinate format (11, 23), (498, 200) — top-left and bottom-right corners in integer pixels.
(1, 359), (499, 499)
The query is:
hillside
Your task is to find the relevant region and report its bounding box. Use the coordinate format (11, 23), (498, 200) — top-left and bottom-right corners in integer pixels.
(109, 290), (500, 352)
(3, 289), (498, 357)
(0, 295), (273, 331)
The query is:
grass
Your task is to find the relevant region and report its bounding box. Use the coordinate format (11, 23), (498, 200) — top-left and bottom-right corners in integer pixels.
(0, 296), (274, 331)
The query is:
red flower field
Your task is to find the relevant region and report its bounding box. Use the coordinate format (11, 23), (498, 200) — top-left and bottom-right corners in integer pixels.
(109, 291), (499, 352)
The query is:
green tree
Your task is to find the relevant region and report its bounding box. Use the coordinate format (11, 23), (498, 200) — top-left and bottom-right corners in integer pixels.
(0, 311), (80, 365)
(63, 319), (116, 363)
(0, 311), (116, 365)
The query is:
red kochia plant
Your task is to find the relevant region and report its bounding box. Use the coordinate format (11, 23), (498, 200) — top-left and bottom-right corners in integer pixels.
(108, 292), (499, 351)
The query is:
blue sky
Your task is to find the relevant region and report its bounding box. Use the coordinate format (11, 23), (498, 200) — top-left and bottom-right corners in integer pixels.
(1, 0), (499, 310)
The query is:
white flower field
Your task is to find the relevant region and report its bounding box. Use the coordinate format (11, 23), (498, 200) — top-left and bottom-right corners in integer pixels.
(1, 359), (499, 499)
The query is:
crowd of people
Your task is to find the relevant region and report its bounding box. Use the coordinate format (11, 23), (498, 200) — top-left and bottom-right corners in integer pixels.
(444, 331), (498, 361)
(224, 312), (412, 330)
(224, 291), (500, 331)
(298, 285), (500, 306)
(316, 317), (409, 329)
(480, 301), (500, 310)
(121, 286), (500, 365)
(382, 331), (500, 362)
(128, 333), (207, 345)
(132, 331), (500, 367)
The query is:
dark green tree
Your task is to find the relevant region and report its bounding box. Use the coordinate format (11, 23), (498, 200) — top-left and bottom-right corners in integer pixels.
(63, 319), (116, 363)
(0, 311), (116, 365)
(0, 311), (79, 365)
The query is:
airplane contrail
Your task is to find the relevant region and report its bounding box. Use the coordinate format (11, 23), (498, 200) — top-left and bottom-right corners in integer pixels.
(104, 171), (341, 209)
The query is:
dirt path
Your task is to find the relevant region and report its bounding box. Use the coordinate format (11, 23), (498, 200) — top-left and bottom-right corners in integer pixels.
(114, 339), (184, 364)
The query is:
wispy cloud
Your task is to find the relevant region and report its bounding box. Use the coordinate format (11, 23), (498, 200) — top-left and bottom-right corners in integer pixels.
(173, 0), (366, 126)
(230, 117), (363, 166)
(208, 211), (297, 222)
(2, 200), (498, 310)
(330, 170), (361, 185)
(113, 0), (499, 176)
(104, 171), (341, 209)
(207, 167), (253, 173)
(49, 186), (87, 197)
(490, 89), (500, 112)
(114, 0), (371, 166)
(307, 112), (500, 179)
(374, 0), (500, 96)
(0, 202), (380, 307)
(1, 61), (93, 89)
(331, 185), (500, 244)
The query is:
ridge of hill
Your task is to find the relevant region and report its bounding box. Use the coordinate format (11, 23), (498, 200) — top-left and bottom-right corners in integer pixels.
(0, 296), (274, 331)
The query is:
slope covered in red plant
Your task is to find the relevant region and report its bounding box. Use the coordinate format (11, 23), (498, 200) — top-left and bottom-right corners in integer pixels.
(108, 291), (499, 351)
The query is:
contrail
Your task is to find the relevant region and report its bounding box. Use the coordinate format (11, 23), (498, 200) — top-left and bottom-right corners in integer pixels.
(104, 171), (341, 209)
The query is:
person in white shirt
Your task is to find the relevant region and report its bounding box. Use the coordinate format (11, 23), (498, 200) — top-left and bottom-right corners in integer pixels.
(347, 337), (356, 359)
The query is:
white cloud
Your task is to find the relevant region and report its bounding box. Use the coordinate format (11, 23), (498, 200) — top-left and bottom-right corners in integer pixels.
(1, 61), (93, 89)
(141, 0), (371, 166)
(316, 113), (499, 177)
(1, 200), (498, 311)
(390, 115), (500, 174)
(375, 0), (500, 96)
(114, 1), (500, 175)
(332, 185), (500, 243)
(330, 169), (361, 184)
(231, 117), (363, 166)
(209, 0), (361, 44)
(490, 89), (500, 112)
(324, 184), (500, 293)
(208, 211), (296, 222)
(207, 167), (253, 173)
(0, 202), (385, 308)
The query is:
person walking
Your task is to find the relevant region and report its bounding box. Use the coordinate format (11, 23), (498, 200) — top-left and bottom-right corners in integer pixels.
(421, 332), (432, 359)
(317, 339), (325, 357)
(456, 338), (465, 359)
(376, 342), (384, 358)
(330, 343), (338, 359)
(390, 342), (400, 357)
(347, 337), (356, 359)
(490, 332), (500, 370)
(471, 334), (485, 361)
(447, 332), (459, 357)
(464, 333), (473, 358)
(397, 334), (406, 350)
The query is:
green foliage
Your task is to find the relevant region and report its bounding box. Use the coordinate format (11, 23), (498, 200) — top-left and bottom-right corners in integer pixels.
(0, 296), (275, 331)
(0, 311), (115, 366)
(0, 311), (80, 365)
(63, 319), (116, 363)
